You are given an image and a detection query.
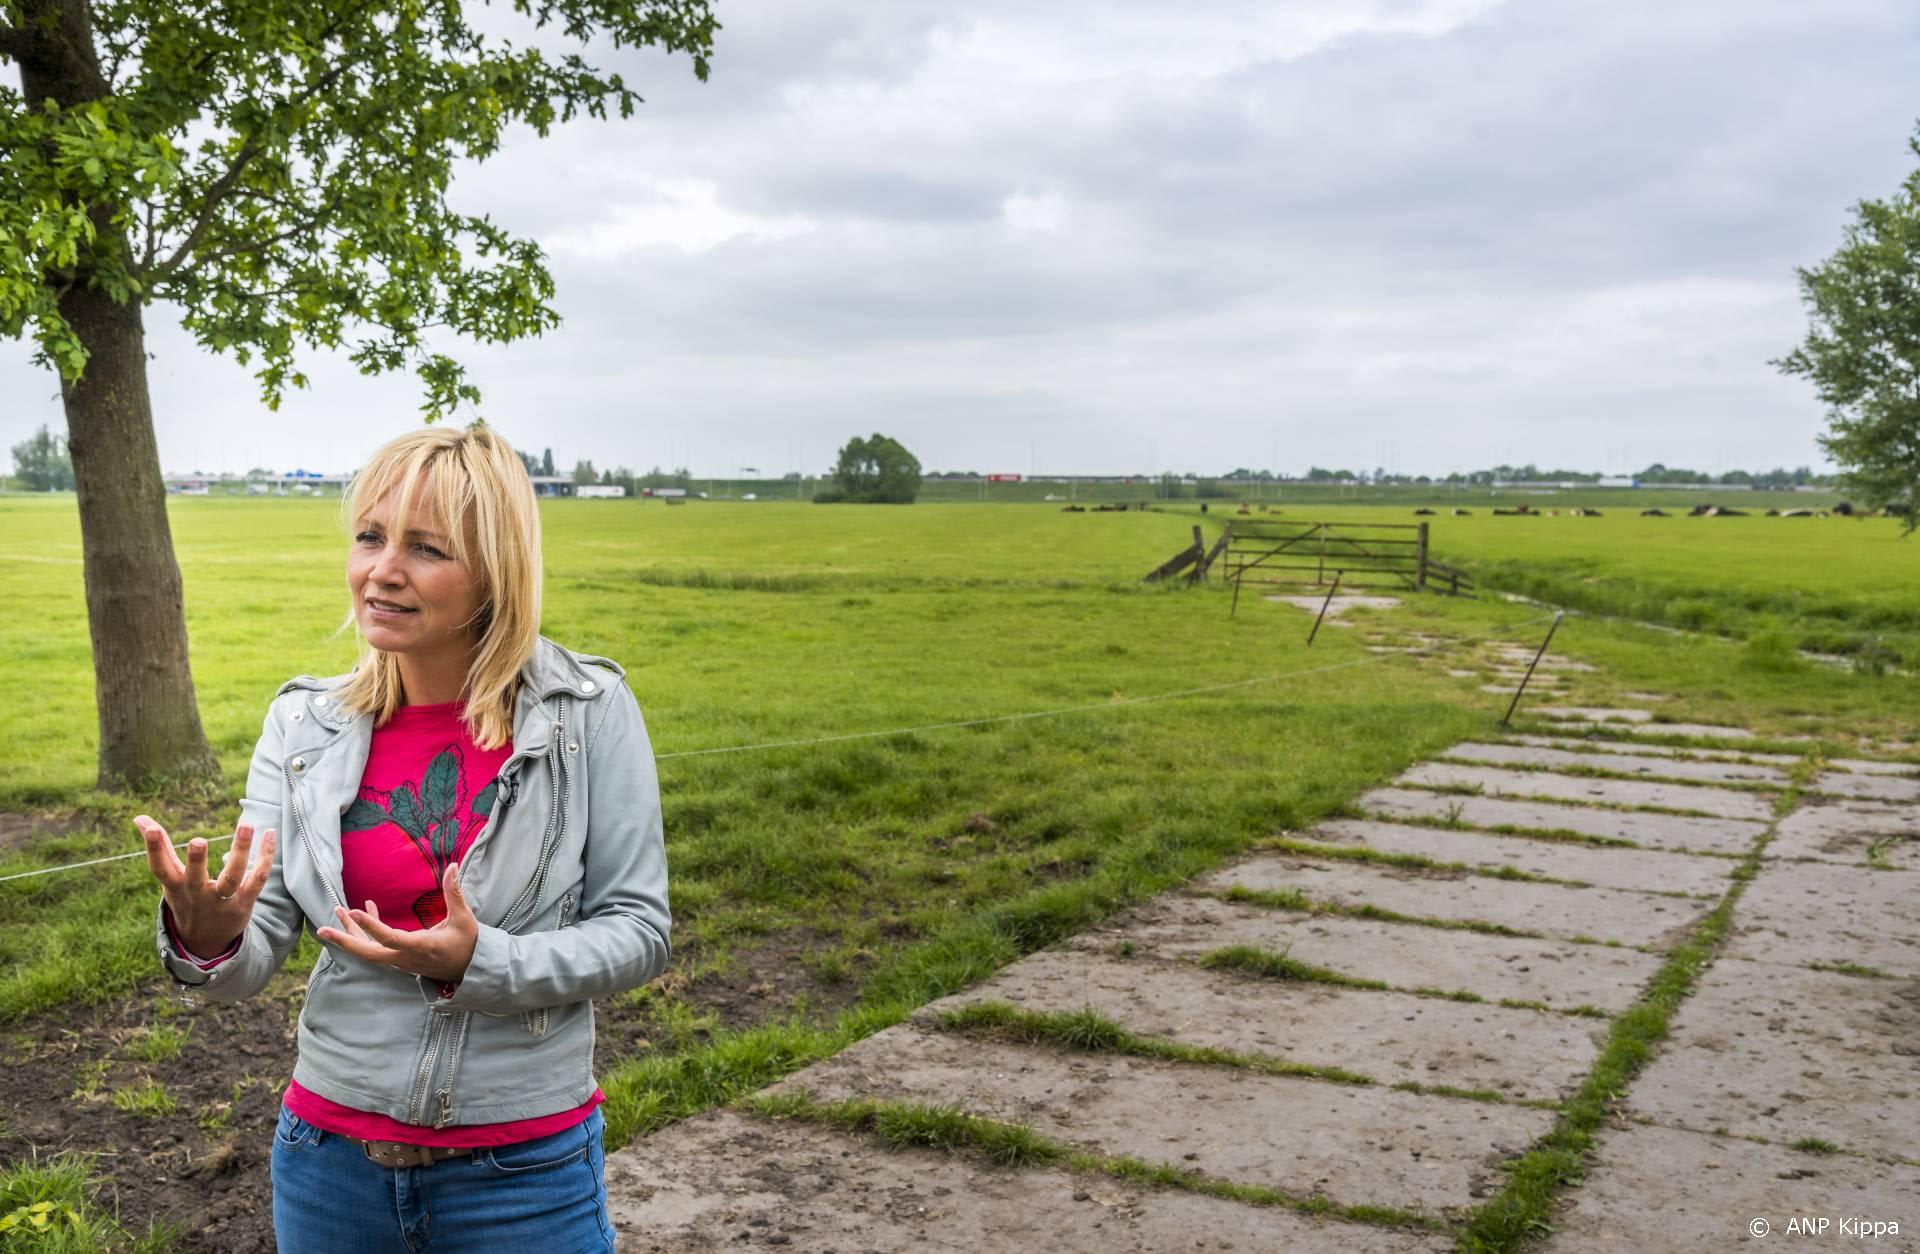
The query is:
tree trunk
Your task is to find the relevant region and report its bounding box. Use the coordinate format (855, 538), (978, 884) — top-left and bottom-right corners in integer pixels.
(17, 0), (221, 792)
(59, 284), (221, 792)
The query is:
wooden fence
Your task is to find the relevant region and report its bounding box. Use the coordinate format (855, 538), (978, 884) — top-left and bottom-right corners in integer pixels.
(1220, 519), (1465, 594)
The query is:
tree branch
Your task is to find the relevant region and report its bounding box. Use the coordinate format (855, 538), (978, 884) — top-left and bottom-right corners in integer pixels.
(0, 21), (36, 62)
(141, 54), (353, 280)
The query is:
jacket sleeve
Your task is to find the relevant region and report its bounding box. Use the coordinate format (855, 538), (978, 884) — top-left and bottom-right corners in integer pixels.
(155, 697), (309, 1000)
(439, 678), (671, 1012)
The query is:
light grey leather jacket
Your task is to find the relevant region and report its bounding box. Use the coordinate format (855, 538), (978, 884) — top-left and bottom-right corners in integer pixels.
(155, 636), (670, 1128)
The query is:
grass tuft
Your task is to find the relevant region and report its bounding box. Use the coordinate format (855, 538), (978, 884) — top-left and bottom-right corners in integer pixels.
(1454, 813), (1771, 1253)
(749, 1091), (1449, 1232)
(936, 1001), (1381, 1089)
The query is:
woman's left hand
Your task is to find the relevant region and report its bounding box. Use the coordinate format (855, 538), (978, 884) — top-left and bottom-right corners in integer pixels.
(317, 862), (478, 985)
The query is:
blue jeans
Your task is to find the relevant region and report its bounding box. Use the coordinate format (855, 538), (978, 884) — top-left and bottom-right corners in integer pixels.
(269, 1105), (617, 1253)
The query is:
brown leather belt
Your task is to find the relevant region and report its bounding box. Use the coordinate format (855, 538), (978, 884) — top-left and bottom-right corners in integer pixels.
(357, 1139), (476, 1169)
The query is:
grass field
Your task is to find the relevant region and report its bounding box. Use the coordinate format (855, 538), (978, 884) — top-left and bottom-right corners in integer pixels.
(1166, 502), (1920, 665)
(1, 494), (1915, 1249)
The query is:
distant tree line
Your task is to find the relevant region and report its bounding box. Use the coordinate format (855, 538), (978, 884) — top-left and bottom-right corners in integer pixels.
(1212, 463), (1835, 488)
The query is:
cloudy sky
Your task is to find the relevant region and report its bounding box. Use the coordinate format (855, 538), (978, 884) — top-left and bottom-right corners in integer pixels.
(6, 0), (1919, 478)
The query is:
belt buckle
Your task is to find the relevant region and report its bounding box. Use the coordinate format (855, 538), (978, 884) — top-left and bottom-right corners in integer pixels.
(362, 1139), (438, 1169)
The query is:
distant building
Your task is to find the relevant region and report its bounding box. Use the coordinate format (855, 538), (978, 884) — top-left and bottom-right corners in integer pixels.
(577, 485), (626, 499)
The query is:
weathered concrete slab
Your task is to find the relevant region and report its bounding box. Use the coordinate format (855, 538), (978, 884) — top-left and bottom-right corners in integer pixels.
(1196, 856), (1708, 949)
(1530, 706), (1653, 723)
(769, 1024), (1555, 1217)
(1810, 771), (1920, 805)
(1508, 735), (1800, 767)
(605, 1109), (1453, 1254)
(1300, 819), (1735, 897)
(1539, 1122), (1920, 1253)
(1443, 741), (1788, 786)
(1628, 959), (1920, 1158)
(1540, 720), (1758, 741)
(930, 947), (1603, 1101)
(1396, 763), (1775, 822)
(1768, 800), (1920, 869)
(1359, 787), (1763, 855)
(1067, 894), (1662, 1012)
(1725, 862), (1920, 976)
(1830, 757), (1920, 778)
(1266, 594), (1402, 617)
(1482, 648), (1597, 673)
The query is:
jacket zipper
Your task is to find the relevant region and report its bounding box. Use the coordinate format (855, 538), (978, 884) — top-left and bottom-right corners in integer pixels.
(283, 761), (344, 913)
(522, 891), (578, 1038)
(496, 702), (567, 932)
(442, 699), (576, 1104)
(434, 1011), (471, 1127)
(522, 706), (575, 930)
(407, 1013), (449, 1124)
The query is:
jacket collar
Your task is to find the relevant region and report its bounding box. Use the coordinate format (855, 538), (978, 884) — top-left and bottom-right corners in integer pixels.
(289, 636), (617, 758)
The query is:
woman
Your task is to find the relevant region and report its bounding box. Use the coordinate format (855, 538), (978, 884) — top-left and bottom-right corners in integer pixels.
(136, 424), (669, 1252)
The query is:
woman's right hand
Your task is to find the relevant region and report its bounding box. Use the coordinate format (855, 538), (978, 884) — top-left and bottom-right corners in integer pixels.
(136, 816), (277, 958)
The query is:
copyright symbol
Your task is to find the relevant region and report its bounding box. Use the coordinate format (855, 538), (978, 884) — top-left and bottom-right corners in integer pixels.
(1750, 1218), (1770, 1237)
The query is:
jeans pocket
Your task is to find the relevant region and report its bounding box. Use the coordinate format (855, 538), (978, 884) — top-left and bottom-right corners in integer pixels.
(272, 1107), (324, 1150)
(476, 1124), (591, 1176)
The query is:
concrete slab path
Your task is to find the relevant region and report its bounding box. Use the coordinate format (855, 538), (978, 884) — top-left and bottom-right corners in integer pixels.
(1065, 894), (1663, 1011)
(1394, 762), (1777, 822)
(606, 652), (1915, 1250)
(1196, 855), (1710, 948)
(1292, 819), (1736, 897)
(606, 1109), (1455, 1253)
(1358, 786), (1764, 855)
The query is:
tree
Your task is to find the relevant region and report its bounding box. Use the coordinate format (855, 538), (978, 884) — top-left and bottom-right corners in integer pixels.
(822, 434), (921, 504)
(10, 422), (74, 489)
(570, 459), (597, 487)
(0, 1), (716, 789)
(541, 448), (556, 478)
(1778, 128), (1920, 525)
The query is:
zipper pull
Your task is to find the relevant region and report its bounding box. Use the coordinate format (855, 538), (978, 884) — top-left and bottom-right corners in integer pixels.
(436, 1090), (454, 1127)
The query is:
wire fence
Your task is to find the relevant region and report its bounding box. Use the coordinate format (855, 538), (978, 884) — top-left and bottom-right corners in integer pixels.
(0, 612), (1557, 884)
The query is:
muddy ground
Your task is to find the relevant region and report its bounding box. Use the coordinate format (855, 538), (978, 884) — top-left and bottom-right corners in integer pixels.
(0, 930), (860, 1251)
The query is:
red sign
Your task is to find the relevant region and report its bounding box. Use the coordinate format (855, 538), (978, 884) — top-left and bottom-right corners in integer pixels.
(987, 473), (1023, 483)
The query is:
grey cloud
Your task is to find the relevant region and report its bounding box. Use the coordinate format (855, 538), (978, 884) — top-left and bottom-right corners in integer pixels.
(5, 0), (1913, 478)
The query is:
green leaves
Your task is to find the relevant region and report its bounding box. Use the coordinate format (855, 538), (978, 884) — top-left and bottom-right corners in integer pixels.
(472, 778), (499, 819)
(422, 747), (459, 826)
(1, 0), (717, 410)
(826, 434), (924, 504)
(388, 782), (428, 842)
(1778, 127), (1920, 527)
(342, 798), (389, 832)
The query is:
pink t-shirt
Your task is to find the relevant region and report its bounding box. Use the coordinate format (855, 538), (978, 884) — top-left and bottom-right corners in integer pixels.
(177, 700), (602, 1146)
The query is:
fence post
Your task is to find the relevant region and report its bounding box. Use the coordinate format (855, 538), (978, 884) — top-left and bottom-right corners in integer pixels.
(1308, 570), (1343, 646)
(1415, 522), (1429, 592)
(1501, 612), (1565, 727)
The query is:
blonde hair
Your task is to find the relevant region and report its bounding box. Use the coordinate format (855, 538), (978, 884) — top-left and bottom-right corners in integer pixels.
(331, 423), (542, 749)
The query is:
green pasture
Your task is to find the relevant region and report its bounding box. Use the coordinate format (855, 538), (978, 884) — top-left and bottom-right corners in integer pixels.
(1, 495), (1506, 1018)
(1166, 502), (1920, 664)
(4, 495), (1919, 1251)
